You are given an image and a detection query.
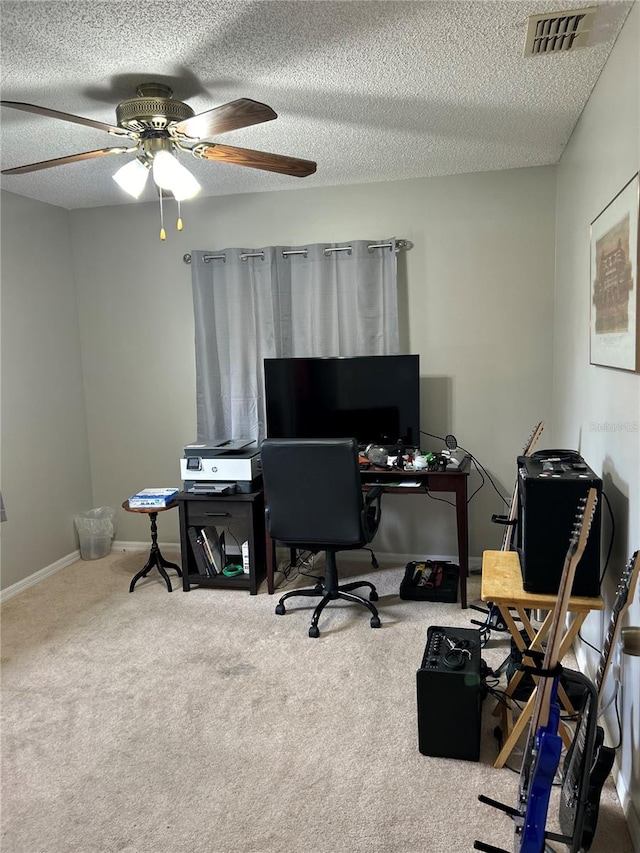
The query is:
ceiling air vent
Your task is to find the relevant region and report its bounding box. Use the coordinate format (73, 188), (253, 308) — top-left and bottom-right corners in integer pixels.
(524, 7), (597, 56)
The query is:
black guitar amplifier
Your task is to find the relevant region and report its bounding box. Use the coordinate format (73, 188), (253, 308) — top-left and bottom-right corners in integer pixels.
(517, 454), (602, 597)
(416, 626), (481, 761)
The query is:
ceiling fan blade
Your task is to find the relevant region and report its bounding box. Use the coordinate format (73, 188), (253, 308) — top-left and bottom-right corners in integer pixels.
(0, 101), (135, 138)
(193, 143), (317, 177)
(172, 98), (277, 140)
(1, 147), (134, 175)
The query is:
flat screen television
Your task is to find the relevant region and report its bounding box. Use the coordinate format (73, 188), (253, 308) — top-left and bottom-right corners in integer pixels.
(264, 354), (420, 448)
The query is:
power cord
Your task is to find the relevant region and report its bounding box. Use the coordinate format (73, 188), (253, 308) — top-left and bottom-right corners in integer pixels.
(576, 488), (614, 645)
(362, 547), (379, 568)
(610, 687), (623, 751)
(420, 430), (509, 506)
(598, 490), (614, 589)
(275, 550), (321, 589)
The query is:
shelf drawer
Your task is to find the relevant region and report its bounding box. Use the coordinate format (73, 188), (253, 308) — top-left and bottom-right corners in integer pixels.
(186, 501), (251, 526)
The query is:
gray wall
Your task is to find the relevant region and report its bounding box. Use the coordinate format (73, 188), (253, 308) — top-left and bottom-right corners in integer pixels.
(554, 3), (639, 838)
(66, 165), (556, 557)
(0, 4), (637, 833)
(0, 193), (93, 588)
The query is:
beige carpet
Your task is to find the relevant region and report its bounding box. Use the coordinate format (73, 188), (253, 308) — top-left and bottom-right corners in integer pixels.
(0, 550), (634, 853)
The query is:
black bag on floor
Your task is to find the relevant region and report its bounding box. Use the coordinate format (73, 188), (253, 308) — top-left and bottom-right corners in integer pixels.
(400, 560), (459, 603)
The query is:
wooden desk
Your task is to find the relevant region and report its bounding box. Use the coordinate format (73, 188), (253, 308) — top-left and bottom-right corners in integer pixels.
(266, 461), (471, 608)
(481, 549), (604, 768)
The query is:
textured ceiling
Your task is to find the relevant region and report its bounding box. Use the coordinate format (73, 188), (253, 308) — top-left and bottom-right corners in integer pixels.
(0, 0), (633, 210)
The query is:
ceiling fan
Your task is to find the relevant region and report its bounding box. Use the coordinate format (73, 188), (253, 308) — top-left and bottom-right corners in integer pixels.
(1, 83), (317, 238)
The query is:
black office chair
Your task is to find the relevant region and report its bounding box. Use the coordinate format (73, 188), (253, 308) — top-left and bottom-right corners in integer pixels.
(261, 437), (383, 637)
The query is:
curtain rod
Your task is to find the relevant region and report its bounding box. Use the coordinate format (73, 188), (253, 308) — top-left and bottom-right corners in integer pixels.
(182, 238), (413, 265)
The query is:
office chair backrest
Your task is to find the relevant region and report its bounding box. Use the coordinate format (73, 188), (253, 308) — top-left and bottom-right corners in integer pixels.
(261, 437), (368, 547)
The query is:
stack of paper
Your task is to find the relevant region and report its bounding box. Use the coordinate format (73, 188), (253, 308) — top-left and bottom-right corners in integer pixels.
(128, 488), (179, 508)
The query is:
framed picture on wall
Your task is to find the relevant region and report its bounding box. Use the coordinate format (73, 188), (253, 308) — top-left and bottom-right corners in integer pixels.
(590, 172), (639, 372)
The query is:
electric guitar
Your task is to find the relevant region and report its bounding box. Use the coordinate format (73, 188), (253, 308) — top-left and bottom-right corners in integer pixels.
(559, 550), (640, 850)
(496, 421), (545, 552)
(472, 421), (545, 643)
(474, 487), (598, 853)
(514, 487), (598, 853)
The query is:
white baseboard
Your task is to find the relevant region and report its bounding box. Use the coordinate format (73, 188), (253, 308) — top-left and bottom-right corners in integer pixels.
(0, 550), (80, 603)
(361, 551), (483, 573)
(616, 765), (640, 851)
(0, 540), (181, 603)
(3, 546), (480, 604)
(111, 539), (180, 552)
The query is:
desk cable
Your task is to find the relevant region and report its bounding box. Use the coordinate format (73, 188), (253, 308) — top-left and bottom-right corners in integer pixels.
(420, 431), (509, 507)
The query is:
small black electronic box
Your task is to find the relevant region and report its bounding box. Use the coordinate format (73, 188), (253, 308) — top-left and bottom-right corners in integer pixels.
(416, 626), (482, 761)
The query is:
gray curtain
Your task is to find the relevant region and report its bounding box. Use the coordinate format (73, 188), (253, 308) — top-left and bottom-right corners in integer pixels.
(190, 239), (399, 443)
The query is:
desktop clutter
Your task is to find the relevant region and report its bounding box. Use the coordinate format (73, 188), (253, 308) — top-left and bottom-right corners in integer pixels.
(358, 436), (466, 604)
(361, 434), (466, 472)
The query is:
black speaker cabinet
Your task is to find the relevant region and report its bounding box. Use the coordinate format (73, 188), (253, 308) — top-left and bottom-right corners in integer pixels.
(516, 454), (602, 597)
(416, 626), (481, 761)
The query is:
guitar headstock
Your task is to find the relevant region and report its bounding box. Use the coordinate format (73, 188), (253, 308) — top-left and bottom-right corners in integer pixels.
(568, 488), (598, 561)
(522, 421), (544, 456)
(612, 550), (640, 615)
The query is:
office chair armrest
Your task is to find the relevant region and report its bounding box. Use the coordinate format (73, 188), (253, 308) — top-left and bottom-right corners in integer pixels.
(363, 485), (383, 534)
(365, 485), (384, 505)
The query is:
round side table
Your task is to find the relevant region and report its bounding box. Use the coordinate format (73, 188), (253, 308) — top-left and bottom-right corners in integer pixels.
(122, 500), (182, 592)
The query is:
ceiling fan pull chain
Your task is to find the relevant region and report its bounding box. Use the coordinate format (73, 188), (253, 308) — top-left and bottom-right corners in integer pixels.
(159, 189), (166, 242)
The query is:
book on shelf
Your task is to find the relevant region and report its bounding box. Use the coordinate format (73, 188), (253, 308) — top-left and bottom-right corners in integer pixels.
(187, 527), (215, 577)
(201, 526), (226, 575)
(199, 527), (218, 575)
(128, 488), (179, 508)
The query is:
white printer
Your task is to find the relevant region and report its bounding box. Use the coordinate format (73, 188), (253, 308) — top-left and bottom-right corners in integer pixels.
(180, 439), (262, 493)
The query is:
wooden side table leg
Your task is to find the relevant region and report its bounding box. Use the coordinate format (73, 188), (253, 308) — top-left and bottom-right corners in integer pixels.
(129, 555), (155, 592)
(157, 550), (181, 577)
(155, 559), (174, 593)
(129, 512), (181, 593)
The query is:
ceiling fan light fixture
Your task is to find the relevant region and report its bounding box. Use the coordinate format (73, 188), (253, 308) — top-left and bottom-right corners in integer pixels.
(152, 150), (201, 200)
(112, 157), (149, 199)
(1, 84), (315, 242)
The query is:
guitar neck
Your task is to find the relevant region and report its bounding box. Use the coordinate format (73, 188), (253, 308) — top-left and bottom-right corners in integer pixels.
(529, 488), (598, 730)
(594, 550), (640, 705)
(596, 629), (616, 702)
(500, 421), (544, 552)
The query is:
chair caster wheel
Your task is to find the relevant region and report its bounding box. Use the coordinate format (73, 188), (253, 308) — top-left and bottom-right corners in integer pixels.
(369, 590), (379, 602)
(275, 603), (286, 615)
(370, 616), (381, 629)
(309, 626), (320, 638)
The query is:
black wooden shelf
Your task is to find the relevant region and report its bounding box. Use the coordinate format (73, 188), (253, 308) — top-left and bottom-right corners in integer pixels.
(176, 491), (266, 595)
